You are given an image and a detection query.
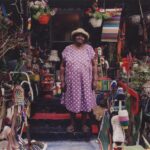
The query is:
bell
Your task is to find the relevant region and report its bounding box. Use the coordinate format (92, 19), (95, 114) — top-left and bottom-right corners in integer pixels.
(128, 15), (141, 26)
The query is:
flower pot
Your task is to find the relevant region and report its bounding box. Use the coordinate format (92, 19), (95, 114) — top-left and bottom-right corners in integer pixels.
(38, 14), (51, 25)
(89, 18), (102, 28)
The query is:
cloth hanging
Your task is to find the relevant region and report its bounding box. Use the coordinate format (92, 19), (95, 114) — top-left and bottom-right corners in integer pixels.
(101, 10), (122, 42)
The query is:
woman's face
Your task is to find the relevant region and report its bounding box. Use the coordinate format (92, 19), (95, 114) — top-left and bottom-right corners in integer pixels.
(74, 34), (86, 45)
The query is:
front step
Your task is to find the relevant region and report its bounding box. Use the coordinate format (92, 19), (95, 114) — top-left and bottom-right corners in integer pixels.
(30, 130), (95, 141)
(29, 119), (97, 141)
(30, 96), (99, 141)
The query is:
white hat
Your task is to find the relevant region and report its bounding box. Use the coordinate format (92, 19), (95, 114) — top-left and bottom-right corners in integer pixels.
(71, 28), (89, 40)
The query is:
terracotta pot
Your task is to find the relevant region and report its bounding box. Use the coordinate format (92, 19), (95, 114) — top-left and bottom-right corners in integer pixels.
(38, 14), (51, 25)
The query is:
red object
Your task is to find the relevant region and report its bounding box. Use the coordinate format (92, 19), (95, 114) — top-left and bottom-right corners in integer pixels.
(32, 113), (82, 120)
(117, 22), (125, 58)
(121, 54), (133, 74)
(91, 124), (99, 134)
(118, 81), (139, 115)
(38, 14), (51, 24)
(22, 126), (26, 133)
(43, 94), (52, 100)
(121, 58), (129, 73)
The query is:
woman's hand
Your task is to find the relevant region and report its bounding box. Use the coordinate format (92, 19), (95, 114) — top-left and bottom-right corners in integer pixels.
(61, 81), (66, 92)
(91, 58), (97, 91)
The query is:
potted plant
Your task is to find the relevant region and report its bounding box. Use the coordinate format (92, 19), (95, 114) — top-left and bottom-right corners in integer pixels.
(29, 0), (57, 24)
(85, 2), (112, 28)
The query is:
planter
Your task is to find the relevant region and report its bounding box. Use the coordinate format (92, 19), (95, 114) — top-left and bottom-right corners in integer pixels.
(89, 18), (102, 28)
(38, 14), (51, 25)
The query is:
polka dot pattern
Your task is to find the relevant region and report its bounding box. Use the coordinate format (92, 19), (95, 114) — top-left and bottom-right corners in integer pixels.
(61, 44), (96, 113)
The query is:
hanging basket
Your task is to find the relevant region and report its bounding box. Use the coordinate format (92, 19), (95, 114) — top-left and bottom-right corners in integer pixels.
(38, 14), (51, 25)
(89, 18), (102, 28)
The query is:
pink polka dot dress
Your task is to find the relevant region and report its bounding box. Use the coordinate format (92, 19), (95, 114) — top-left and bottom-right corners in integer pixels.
(61, 44), (96, 113)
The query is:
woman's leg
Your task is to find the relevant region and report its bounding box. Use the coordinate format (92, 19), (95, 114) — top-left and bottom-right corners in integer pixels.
(81, 112), (87, 126)
(70, 112), (76, 127)
(81, 112), (90, 133)
(66, 112), (76, 132)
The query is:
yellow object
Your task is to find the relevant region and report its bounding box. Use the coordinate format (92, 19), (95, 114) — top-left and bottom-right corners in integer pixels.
(97, 80), (102, 90)
(123, 145), (145, 150)
(34, 74), (40, 82)
(93, 105), (105, 121)
(122, 126), (128, 130)
(27, 18), (31, 30)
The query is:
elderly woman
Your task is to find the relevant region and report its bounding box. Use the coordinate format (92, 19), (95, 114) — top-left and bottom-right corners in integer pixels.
(60, 28), (97, 133)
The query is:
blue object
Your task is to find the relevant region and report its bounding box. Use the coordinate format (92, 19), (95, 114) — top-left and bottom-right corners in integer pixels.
(96, 92), (108, 107)
(116, 87), (126, 100)
(96, 92), (104, 105)
(110, 80), (117, 89)
(1, 2), (7, 17)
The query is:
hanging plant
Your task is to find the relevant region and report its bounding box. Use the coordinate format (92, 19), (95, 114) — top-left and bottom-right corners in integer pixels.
(29, 0), (57, 24)
(85, 2), (113, 28)
(85, 8), (111, 20)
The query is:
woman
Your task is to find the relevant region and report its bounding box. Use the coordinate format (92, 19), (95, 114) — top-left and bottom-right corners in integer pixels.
(60, 28), (97, 133)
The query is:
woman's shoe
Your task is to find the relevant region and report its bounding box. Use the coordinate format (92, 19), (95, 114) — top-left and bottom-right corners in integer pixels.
(82, 125), (90, 133)
(66, 125), (75, 133)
